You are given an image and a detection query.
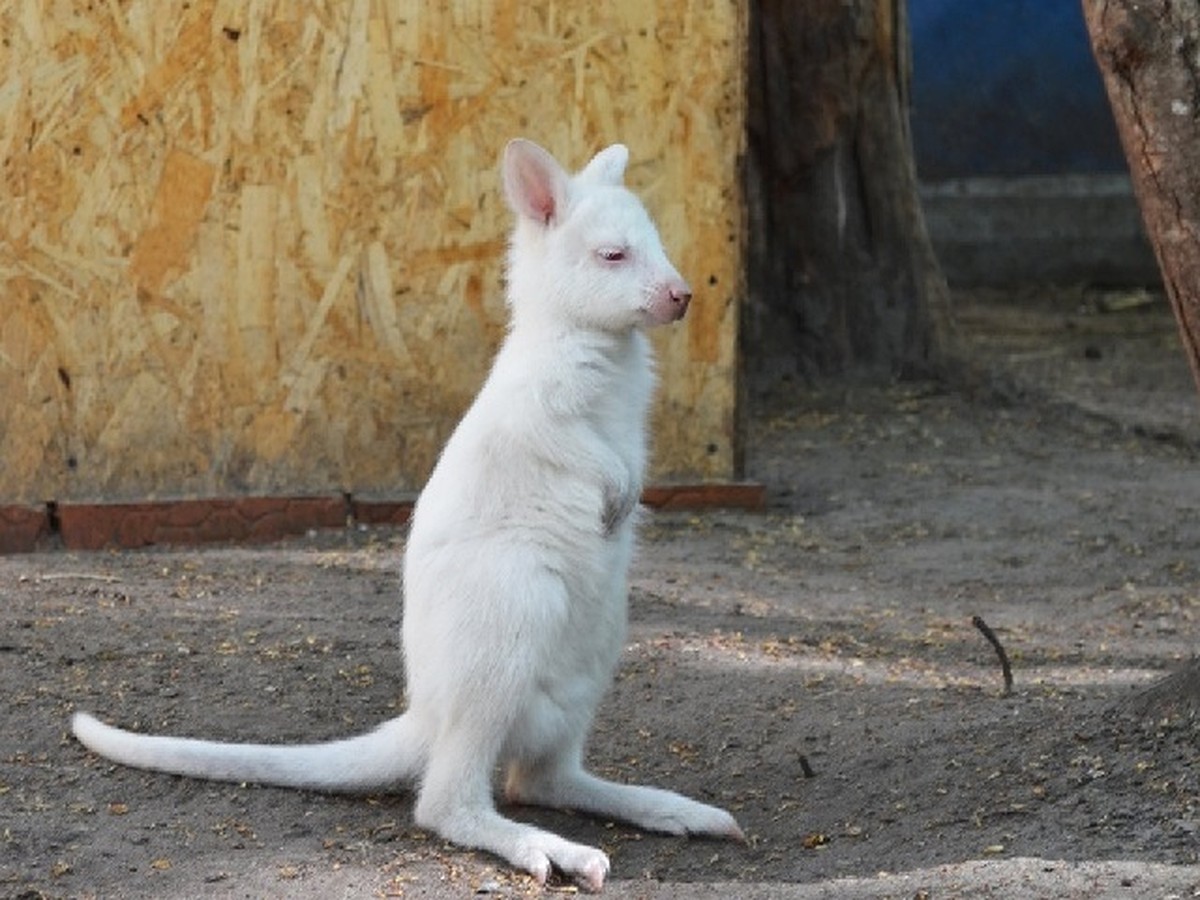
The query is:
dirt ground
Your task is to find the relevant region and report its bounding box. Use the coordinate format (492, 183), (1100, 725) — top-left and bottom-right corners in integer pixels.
(3, 289), (1199, 899)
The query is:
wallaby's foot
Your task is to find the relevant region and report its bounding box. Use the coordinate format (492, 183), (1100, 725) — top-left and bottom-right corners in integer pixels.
(506, 766), (745, 843)
(637, 796), (745, 842)
(511, 833), (610, 892)
(416, 803), (610, 891)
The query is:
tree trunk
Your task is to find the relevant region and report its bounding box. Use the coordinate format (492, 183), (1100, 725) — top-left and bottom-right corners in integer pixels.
(1082, 0), (1200, 396)
(744, 0), (953, 388)
(1082, 0), (1200, 716)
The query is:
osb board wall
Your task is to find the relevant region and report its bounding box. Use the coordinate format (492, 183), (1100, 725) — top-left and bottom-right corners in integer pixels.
(0, 0), (744, 505)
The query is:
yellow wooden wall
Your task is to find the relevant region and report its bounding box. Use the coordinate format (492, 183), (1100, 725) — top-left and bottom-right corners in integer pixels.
(0, 0), (745, 505)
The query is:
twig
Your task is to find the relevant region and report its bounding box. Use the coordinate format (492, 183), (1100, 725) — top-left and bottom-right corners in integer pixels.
(972, 615), (1013, 696)
(798, 754), (816, 778)
(38, 573), (121, 583)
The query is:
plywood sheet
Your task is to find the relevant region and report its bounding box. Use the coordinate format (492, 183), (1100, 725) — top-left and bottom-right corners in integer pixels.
(0, 0), (745, 504)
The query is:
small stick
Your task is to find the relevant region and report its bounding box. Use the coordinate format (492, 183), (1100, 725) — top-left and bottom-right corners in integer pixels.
(798, 754), (815, 778)
(972, 615), (1013, 696)
(38, 573), (121, 583)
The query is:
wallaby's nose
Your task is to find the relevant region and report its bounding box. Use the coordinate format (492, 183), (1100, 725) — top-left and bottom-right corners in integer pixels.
(669, 282), (692, 319)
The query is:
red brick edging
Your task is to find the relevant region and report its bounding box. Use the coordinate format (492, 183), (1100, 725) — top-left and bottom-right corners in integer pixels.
(0, 505), (55, 554)
(641, 483), (766, 511)
(0, 484), (764, 554)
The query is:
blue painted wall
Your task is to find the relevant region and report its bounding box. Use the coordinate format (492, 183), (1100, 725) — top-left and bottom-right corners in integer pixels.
(909, 0), (1128, 180)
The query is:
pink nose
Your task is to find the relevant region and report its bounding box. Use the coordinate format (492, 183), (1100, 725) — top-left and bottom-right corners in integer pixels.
(669, 282), (692, 319)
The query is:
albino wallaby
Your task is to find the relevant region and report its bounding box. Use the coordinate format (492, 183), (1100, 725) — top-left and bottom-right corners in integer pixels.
(72, 138), (743, 891)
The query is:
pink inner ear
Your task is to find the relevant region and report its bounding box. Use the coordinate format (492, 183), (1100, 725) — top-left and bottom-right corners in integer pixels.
(508, 151), (560, 225)
(519, 167), (556, 224)
(532, 188), (555, 225)
(504, 140), (570, 226)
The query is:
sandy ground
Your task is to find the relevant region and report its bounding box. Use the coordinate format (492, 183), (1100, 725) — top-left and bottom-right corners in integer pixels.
(2, 289), (1198, 899)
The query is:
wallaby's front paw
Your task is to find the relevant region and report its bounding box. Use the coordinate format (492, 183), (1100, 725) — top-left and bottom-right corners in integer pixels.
(601, 480), (637, 536)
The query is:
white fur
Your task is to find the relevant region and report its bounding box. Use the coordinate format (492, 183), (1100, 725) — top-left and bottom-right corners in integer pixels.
(72, 139), (741, 892)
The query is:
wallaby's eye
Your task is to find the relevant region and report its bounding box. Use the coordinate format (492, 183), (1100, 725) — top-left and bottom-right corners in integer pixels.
(596, 246), (627, 263)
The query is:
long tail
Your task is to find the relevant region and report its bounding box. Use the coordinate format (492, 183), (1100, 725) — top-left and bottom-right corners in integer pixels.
(71, 711), (427, 792)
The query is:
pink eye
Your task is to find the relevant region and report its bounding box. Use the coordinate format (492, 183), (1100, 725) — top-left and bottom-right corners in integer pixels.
(597, 247), (626, 263)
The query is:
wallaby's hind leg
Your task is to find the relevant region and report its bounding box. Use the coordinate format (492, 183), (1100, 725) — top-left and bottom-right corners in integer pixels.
(414, 726), (610, 891)
(505, 744), (744, 842)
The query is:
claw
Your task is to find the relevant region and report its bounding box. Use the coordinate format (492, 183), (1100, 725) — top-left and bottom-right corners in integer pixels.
(528, 857), (551, 886)
(579, 855), (609, 893)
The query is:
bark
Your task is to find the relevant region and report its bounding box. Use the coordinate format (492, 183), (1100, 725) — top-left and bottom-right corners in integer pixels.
(1083, 0), (1200, 396)
(744, 0), (953, 386)
(1083, 0), (1200, 718)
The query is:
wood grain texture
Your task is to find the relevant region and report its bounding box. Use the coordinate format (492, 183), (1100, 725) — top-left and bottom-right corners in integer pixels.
(0, 0), (744, 504)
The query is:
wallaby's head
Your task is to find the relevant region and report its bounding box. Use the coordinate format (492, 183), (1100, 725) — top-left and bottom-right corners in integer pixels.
(501, 138), (691, 333)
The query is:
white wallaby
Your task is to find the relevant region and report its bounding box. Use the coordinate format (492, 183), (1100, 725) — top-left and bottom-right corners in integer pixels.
(72, 138), (743, 891)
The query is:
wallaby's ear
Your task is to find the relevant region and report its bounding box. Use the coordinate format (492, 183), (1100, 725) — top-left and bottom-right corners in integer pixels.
(502, 139), (570, 226)
(578, 143), (629, 186)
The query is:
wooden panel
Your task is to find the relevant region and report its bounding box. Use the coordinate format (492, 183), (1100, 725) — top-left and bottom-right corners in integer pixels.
(0, 0), (745, 504)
